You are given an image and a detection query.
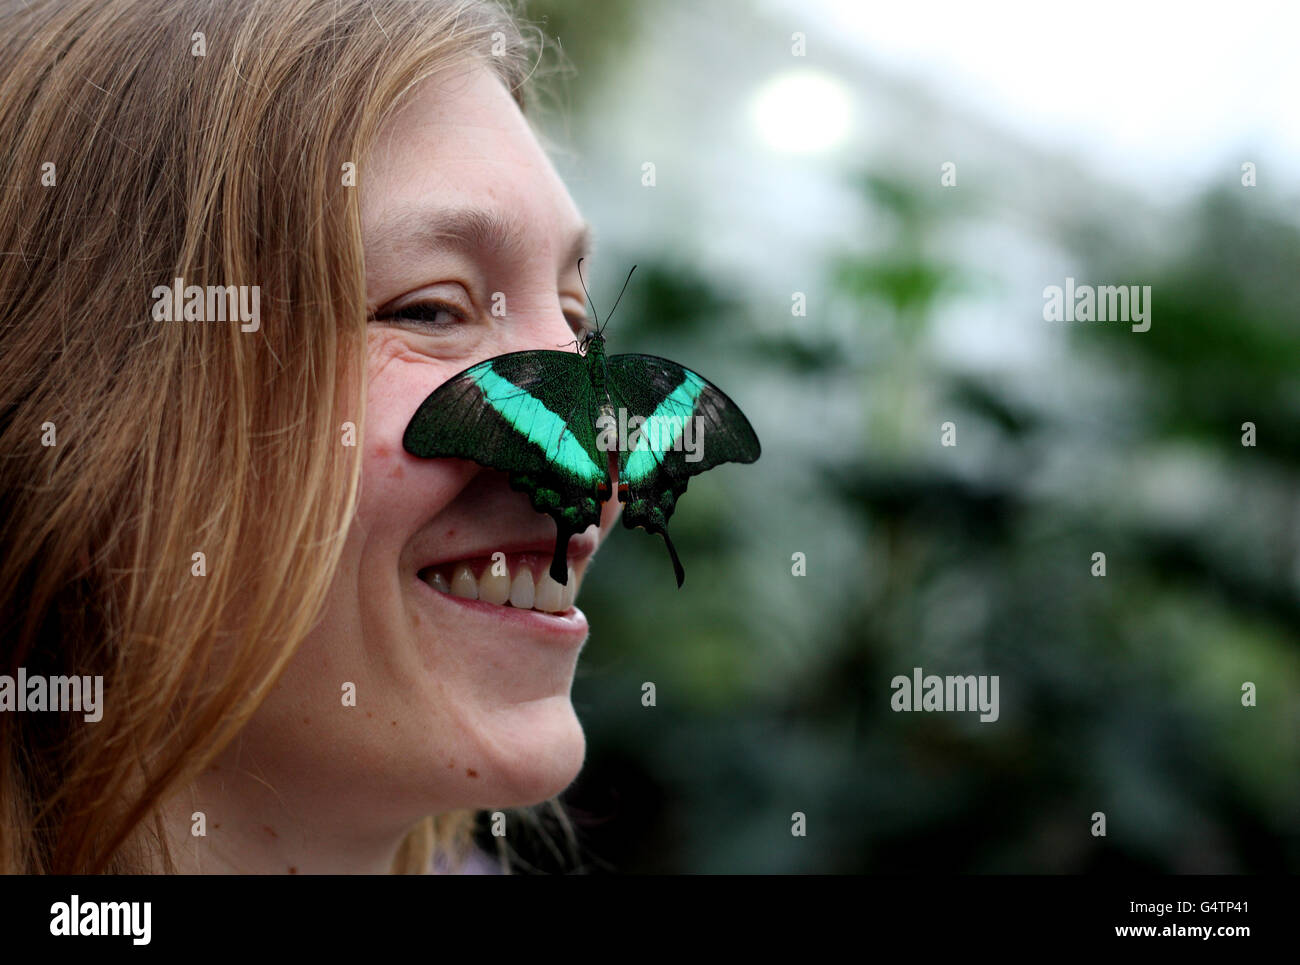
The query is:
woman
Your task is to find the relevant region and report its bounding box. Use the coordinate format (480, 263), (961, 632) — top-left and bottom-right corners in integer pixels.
(0, 0), (614, 873)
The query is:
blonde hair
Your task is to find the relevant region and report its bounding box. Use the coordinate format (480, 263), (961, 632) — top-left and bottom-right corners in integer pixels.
(0, 0), (543, 874)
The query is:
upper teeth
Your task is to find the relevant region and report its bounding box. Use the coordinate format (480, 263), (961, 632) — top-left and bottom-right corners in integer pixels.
(421, 558), (578, 614)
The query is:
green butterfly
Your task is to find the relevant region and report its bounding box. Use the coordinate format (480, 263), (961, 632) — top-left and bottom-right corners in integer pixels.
(401, 265), (761, 588)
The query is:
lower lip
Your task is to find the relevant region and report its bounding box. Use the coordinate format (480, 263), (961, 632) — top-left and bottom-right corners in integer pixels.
(412, 574), (590, 642)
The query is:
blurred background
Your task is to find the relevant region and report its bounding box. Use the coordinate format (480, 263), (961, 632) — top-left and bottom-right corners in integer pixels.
(478, 0), (1300, 872)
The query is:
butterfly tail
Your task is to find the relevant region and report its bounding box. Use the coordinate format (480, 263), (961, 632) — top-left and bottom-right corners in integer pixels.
(549, 526), (573, 586)
(661, 530), (685, 588)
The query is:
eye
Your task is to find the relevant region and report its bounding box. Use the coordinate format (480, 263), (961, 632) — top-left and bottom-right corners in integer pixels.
(370, 299), (467, 331)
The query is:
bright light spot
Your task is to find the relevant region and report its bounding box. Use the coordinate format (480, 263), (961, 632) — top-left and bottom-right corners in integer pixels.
(750, 70), (853, 155)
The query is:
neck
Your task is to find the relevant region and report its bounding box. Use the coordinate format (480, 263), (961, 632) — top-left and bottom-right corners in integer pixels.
(149, 745), (423, 874)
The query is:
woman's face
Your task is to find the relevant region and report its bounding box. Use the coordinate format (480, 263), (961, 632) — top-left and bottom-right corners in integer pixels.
(184, 63), (618, 871)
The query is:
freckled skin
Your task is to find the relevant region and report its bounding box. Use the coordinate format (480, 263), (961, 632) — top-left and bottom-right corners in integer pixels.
(161, 63), (619, 874)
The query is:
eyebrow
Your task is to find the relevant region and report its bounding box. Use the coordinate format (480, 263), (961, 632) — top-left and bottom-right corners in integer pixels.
(370, 205), (594, 271)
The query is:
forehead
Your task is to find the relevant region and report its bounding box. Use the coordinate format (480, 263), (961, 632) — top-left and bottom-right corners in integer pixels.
(360, 61), (584, 252)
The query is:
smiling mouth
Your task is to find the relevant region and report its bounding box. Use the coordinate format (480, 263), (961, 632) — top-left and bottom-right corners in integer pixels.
(417, 553), (586, 615)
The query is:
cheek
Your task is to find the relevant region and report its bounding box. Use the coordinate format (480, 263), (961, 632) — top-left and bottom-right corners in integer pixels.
(357, 438), (463, 530)
(358, 347), (471, 530)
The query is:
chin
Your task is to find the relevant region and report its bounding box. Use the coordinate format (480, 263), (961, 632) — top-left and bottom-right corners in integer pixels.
(475, 700), (587, 808)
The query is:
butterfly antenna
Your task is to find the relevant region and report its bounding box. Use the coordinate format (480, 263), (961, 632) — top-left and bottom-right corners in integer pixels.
(577, 258), (600, 334)
(600, 264), (638, 335)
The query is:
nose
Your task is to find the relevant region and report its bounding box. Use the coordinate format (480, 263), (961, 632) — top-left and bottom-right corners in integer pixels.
(526, 292), (584, 353)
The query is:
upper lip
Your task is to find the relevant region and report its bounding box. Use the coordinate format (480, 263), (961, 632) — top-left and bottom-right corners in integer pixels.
(414, 530), (600, 572)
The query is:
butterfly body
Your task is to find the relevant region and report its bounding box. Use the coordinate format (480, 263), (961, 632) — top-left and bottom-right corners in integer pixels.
(402, 274), (760, 589)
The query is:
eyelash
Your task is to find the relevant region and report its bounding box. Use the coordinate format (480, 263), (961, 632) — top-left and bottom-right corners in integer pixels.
(377, 300), (465, 330)
(372, 300), (591, 336)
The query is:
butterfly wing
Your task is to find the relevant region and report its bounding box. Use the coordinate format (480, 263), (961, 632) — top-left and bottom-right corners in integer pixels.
(606, 354), (761, 587)
(402, 349), (609, 585)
